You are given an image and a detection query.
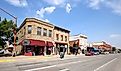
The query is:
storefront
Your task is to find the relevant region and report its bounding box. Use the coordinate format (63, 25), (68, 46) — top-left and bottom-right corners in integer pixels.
(46, 41), (54, 55)
(55, 42), (68, 55)
(20, 39), (45, 56)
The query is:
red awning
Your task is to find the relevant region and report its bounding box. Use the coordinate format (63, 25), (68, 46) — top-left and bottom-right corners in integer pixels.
(30, 39), (45, 46)
(20, 39), (46, 47)
(46, 41), (54, 47)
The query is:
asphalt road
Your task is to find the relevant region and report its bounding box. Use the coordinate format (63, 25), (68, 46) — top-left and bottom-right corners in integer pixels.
(0, 54), (121, 71)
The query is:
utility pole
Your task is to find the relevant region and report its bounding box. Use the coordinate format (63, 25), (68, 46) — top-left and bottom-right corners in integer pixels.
(0, 8), (17, 57)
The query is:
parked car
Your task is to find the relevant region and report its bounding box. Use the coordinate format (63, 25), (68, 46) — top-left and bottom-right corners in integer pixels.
(93, 50), (100, 55)
(104, 51), (109, 54)
(85, 51), (94, 56)
(0, 49), (5, 56)
(0, 49), (12, 56)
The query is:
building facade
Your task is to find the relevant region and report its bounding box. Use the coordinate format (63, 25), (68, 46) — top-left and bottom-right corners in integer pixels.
(69, 34), (88, 54)
(92, 41), (112, 52)
(17, 18), (70, 56)
(54, 26), (70, 54)
(69, 34), (88, 48)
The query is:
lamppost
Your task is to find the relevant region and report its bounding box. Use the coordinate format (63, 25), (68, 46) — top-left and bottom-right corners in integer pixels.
(0, 8), (17, 57)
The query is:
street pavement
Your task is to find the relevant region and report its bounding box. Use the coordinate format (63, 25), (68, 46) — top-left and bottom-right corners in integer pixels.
(0, 54), (121, 71)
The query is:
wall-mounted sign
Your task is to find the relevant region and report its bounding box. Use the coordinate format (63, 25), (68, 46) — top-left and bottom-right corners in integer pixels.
(22, 39), (30, 46)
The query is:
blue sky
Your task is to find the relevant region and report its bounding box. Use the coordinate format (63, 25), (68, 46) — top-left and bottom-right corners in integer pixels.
(0, 0), (121, 48)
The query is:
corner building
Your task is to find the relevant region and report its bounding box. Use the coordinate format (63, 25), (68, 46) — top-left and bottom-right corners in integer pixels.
(17, 18), (70, 56)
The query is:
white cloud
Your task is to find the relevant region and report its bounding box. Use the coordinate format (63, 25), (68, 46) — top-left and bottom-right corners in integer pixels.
(43, 0), (66, 6)
(105, 0), (121, 16)
(107, 34), (121, 48)
(36, 8), (45, 18)
(44, 7), (56, 14)
(66, 3), (72, 13)
(86, 0), (121, 15)
(87, 0), (104, 10)
(109, 34), (121, 38)
(5, 0), (28, 7)
(36, 6), (56, 18)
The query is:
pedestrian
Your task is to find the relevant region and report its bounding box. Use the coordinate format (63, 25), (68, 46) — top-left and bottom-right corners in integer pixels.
(60, 52), (64, 59)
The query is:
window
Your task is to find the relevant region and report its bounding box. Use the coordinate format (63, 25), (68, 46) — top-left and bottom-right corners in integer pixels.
(49, 30), (52, 37)
(43, 28), (47, 36)
(61, 35), (63, 41)
(37, 27), (42, 35)
(28, 25), (32, 34)
(65, 36), (67, 42)
(56, 34), (59, 40)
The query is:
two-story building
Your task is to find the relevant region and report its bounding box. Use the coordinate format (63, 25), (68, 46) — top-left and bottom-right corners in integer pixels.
(54, 26), (70, 55)
(17, 18), (70, 56)
(92, 41), (112, 52)
(69, 34), (88, 54)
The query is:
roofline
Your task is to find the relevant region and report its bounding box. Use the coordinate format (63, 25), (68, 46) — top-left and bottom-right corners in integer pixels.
(54, 26), (70, 33)
(17, 18), (70, 33)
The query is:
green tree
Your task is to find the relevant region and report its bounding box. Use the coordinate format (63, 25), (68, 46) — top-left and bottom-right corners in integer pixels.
(0, 18), (17, 49)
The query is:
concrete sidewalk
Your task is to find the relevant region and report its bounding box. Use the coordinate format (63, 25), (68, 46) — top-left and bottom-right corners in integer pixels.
(0, 54), (85, 63)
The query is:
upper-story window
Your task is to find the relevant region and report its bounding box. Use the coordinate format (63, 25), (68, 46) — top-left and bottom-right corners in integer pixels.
(65, 36), (67, 42)
(61, 35), (63, 41)
(56, 34), (59, 40)
(28, 25), (32, 34)
(43, 28), (47, 36)
(37, 27), (42, 35)
(49, 30), (52, 37)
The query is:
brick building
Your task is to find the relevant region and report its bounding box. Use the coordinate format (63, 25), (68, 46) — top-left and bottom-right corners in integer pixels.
(92, 41), (112, 52)
(16, 18), (70, 56)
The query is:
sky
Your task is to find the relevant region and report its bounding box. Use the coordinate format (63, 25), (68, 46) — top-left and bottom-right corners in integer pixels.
(0, 0), (121, 48)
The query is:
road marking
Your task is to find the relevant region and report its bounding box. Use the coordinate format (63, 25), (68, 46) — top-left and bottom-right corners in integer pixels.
(24, 65), (56, 71)
(24, 59), (91, 71)
(94, 58), (117, 71)
(59, 68), (69, 71)
(57, 60), (81, 67)
(0, 59), (15, 62)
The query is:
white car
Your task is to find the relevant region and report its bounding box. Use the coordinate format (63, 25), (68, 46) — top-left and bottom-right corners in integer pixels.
(104, 52), (109, 54)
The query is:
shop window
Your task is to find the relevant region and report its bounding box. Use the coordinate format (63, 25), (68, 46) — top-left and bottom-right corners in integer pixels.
(61, 35), (63, 41)
(43, 28), (47, 36)
(37, 27), (42, 35)
(65, 36), (67, 42)
(56, 34), (59, 40)
(49, 30), (52, 37)
(28, 25), (32, 34)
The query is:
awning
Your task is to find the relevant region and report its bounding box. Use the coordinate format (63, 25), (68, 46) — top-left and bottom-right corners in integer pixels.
(20, 39), (46, 47)
(30, 39), (45, 46)
(46, 41), (54, 47)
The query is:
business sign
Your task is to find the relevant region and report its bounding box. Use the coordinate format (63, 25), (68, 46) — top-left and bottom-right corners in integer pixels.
(22, 39), (30, 46)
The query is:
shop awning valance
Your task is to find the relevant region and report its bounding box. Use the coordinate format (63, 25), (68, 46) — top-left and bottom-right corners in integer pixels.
(46, 41), (54, 47)
(20, 39), (46, 47)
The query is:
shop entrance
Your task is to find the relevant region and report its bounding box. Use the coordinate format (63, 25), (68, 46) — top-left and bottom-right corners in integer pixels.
(46, 47), (52, 55)
(35, 47), (44, 56)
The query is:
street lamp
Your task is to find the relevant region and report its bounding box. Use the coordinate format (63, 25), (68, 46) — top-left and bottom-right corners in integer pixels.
(0, 8), (17, 57)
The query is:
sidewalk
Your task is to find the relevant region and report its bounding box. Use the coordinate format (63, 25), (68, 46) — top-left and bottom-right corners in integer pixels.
(0, 54), (85, 63)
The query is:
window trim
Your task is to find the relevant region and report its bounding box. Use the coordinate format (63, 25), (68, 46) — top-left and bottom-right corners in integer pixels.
(28, 25), (32, 34)
(37, 27), (42, 35)
(43, 28), (47, 36)
(48, 30), (52, 37)
(61, 35), (63, 41)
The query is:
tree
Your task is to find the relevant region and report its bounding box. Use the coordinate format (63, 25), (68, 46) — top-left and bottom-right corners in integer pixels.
(0, 18), (16, 49)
